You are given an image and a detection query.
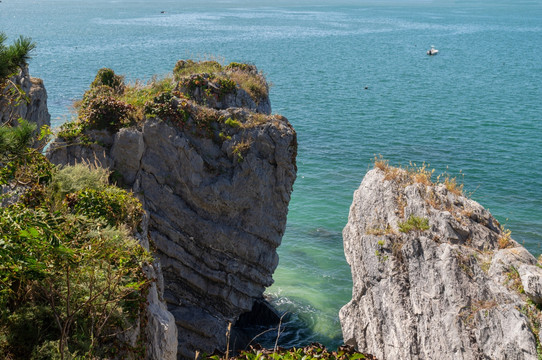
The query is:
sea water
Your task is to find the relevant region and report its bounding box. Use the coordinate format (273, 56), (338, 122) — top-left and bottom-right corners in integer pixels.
(2, 0), (541, 349)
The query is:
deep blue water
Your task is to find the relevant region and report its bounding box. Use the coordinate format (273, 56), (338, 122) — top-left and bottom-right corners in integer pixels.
(2, 0), (542, 349)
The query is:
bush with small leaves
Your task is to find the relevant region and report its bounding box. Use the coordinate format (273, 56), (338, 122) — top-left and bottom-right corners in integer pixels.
(90, 67), (125, 93)
(81, 95), (135, 131)
(66, 185), (143, 230)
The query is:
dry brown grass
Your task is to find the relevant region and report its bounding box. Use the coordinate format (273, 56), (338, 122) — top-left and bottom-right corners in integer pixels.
(373, 155), (389, 171)
(426, 190), (441, 209)
(498, 227), (513, 249)
(373, 156), (464, 196)
(232, 138), (252, 162)
(243, 113), (269, 128)
(442, 175), (464, 196)
(406, 162), (434, 186)
(229, 71), (268, 100)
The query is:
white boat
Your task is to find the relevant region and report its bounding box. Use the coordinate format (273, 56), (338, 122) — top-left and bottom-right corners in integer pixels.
(427, 45), (439, 56)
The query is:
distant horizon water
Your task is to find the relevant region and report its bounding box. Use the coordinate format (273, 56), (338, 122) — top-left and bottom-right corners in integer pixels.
(2, 0), (541, 349)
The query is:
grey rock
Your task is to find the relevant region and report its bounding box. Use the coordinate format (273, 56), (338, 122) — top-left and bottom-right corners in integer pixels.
(340, 168), (540, 360)
(137, 213), (178, 360)
(111, 127), (145, 185)
(518, 265), (542, 304)
(47, 129), (114, 168)
(0, 66), (50, 130)
(137, 111), (296, 357)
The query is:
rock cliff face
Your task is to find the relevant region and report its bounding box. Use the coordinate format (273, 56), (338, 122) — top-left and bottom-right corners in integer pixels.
(340, 166), (542, 360)
(0, 65), (50, 129)
(48, 67), (297, 358)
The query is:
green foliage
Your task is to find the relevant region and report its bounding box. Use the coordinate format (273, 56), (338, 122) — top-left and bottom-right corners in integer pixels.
(80, 95), (135, 131)
(224, 62), (254, 72)
(0, 118), (37, 159)
(0, 304), (58, 359)
(145, 91), (188, 125)
(0, 150), (54, 189)
(217, 77), (237, 95)
(0, 201), (150, 358)
(0, 131), (150, 359)
(90, 68), (124, 92)
(203, 344), (373, 360)
(229, 70), (268, 101)
(173, 59), (223, 79)
(398, 215), (430, 233)
(66, 186), (144, 230)
(56, 120), (84, 142)
(121, 75), (175, 111)
(49, 162), (109, 198)
(225, 117), (241, 128)
(0, 33), (36, 81)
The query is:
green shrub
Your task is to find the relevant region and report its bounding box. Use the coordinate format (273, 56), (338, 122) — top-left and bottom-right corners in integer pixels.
(57, 120), (84, 142)
(398, 215), (430, 233)
(0, 204), (151, 359)
(120, 76), (175, 111)
(49, 162), (109, 198)
(66, 186), (143, 230)
(80, 95), (135, 131)
(0, 150), (54, 190)
(217, 77), (237, 97)
(0, 305), (58, 359)
(145, 91), (188, 125)
(229, 70), (268, 101)
(90, 67), (125, 92)
(224, 62), (254, 72)
(0, 118), (37, 158)
(225, 117), (241, 128)
(204, 343), (371, 360)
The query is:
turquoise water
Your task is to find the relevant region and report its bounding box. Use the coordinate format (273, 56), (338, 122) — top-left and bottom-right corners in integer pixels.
(2, 0), (542, 349)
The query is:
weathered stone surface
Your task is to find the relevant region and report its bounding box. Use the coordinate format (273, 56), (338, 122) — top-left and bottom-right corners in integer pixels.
(47, 75), (297, 358)
(111, 127), (145, 185)
(135, 110), (296, 358)
(340, 167), (541, 360)
(135, 214), (178, 360)
(519, 265), (542, 304)
(0, 66), (50, 129)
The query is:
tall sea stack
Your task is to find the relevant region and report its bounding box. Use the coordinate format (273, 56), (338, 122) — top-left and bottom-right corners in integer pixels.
(340, 164), (542, 359)
(48, 62), (298, 358)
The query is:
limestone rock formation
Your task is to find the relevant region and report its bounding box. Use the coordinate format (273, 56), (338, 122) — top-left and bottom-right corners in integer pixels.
(340, 166), (542, 360)
(48, 64), (297, 358)
(0, 65), (50, 129)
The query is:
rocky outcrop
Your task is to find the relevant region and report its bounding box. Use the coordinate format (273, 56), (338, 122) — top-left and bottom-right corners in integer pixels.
(0, 65), (50, 129)
(340, 166), (542, 360)
(48, 69), (297, 358)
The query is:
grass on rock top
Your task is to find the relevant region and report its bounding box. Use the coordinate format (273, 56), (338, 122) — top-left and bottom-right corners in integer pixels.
(58, 60), (272, 144)
(373, 155), (464, 196)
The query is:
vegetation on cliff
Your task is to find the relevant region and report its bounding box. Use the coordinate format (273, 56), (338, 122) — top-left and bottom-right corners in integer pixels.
(56, 61), (275, 164)
(203, 343), (374, 360)
(0, 32), (36, 82)
(1, 36), (152, 360)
